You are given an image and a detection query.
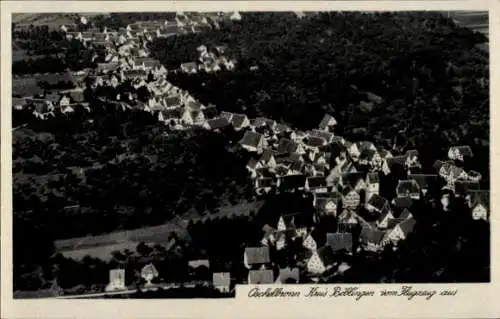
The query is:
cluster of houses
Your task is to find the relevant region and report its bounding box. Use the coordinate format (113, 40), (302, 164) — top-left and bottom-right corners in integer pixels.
(12, 12), (244, 130)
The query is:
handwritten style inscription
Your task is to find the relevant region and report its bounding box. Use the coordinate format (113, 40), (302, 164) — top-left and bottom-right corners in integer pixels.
(247, 286), (458, 301)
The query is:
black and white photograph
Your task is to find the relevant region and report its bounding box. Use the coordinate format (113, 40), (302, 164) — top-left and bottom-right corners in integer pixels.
(9, 9), (490, 300)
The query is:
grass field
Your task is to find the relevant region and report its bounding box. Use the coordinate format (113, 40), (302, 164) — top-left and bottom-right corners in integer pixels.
(53, 201), (263, 261)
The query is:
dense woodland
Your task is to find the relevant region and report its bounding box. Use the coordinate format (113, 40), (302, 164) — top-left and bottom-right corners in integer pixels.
(152, 11), (489, 179)
(13, 12), (490, 294)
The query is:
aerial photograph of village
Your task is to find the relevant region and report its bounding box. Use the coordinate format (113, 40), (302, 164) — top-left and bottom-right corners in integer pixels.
(11, 11), (489, 299)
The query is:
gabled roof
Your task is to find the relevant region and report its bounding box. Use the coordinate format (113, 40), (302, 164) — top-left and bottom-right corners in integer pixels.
(202, 106), (218, 119)
(386, 155), (406, 168)
(274, 123), (291, 134)
(188, 259), (210, 268)
(316, 245), (336, 266)
(248, 269), (274, 284)
(278, 267), (299, 283)
(252, 117), (275, 127)
(307, 176), (327, 188)
(186, 100), (203, 111)
(62, 89), (85, 103)
(160, 109), (183, 119)
(398, 208), (413, 220)
(366, 172), (380, 184)
(279, 174), (306, 191)
(396, 180), (420, 196)
(256, 177), (275, 188)
(408, 174), (438, 189)
(359, 227), (386, 245)
(181, 62), (198, 70)
(240, 131), (263, 148)
(359, 148), (377, 161)
(164, 95), (181, 107)
(341, 172), (365, 189)
(454, 181), (480, 195)
(367, 194), (389, 211)
(398, 217), (416, 236)
(326, 233), (353, 252)
(393, 197), (413, 208)
(305, 136), (326, 147)
(309, 129), (334, 142)
(259, 149), (275, 163)
(247, 158), (259, 170)
(220, 111), (233, 121)
(277, 138), (301, 155)
(207, 117), (230, 130)
(231, 113), (248, 127)
(469, 190), (489, 209)
(405, 149), (419, 158)
(450, 145), (474, 157)
(290, 160), (304, 172)
(245, 247), (270, 265)
(318, 113), (336, 130)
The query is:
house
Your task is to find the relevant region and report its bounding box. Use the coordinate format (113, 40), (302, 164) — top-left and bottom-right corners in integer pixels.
(230, 113), (250, 131)
(467, 190), (489, 221)
(180, 62), (198, 73)
(408, 174), (438, 196)
(448, 145), (474, 161)
(326, 233), (353, 253)
(342, 188), (361, 209)
(337, 210), (359, 232)
(275, 267), (300, 284)
(392, 197), (413, 210)
(254, 177), (275, 195)
(340, 172), (366, 192)
(314, 193), (341, 216)
(248, 269), (274, 284)
(30, 99), (55, 120)
(304, 136), (327, 150)
(220, 111), (234, 122)
(163, 96), (182, 109)
(307, 246), (336, 274)
(244, 247), (270, 269)
(405, 149), (420, 167)
(141, 263), (159, 286)
(308, 129), (334, 143)
(384, 217), (417, 245)
(252, 117), (276, 130)
(205, 117), (231, 131)
(158, 109), (182, 124)
(277, 174), (306, 193)
(358, 149), (381, 166)
(396, 180), (421, 200)
(303, 232), (318, 251)
(346, 142), (360, 158)
(318, 113), (337, 132)
(382, 155), (406, 176)
(305, 176), (328, 193)
(366, 194), (389, 214)
(365, 172), (380, 198)
(240, 131), (265, 153)
(12, 97), (26, 110)
(359, 227), (386, 252)
(277, 138), (306, 156)
(188, 259), (210, 269)
(212, 272), (231, 292)
(277, 215), (295, 232)
(376, 210), (396, 229)
(454, 181), (480, 197)
(105, 269), (126, 292)
(326, 159), (357, 186)
(259, 149), (277, 169)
